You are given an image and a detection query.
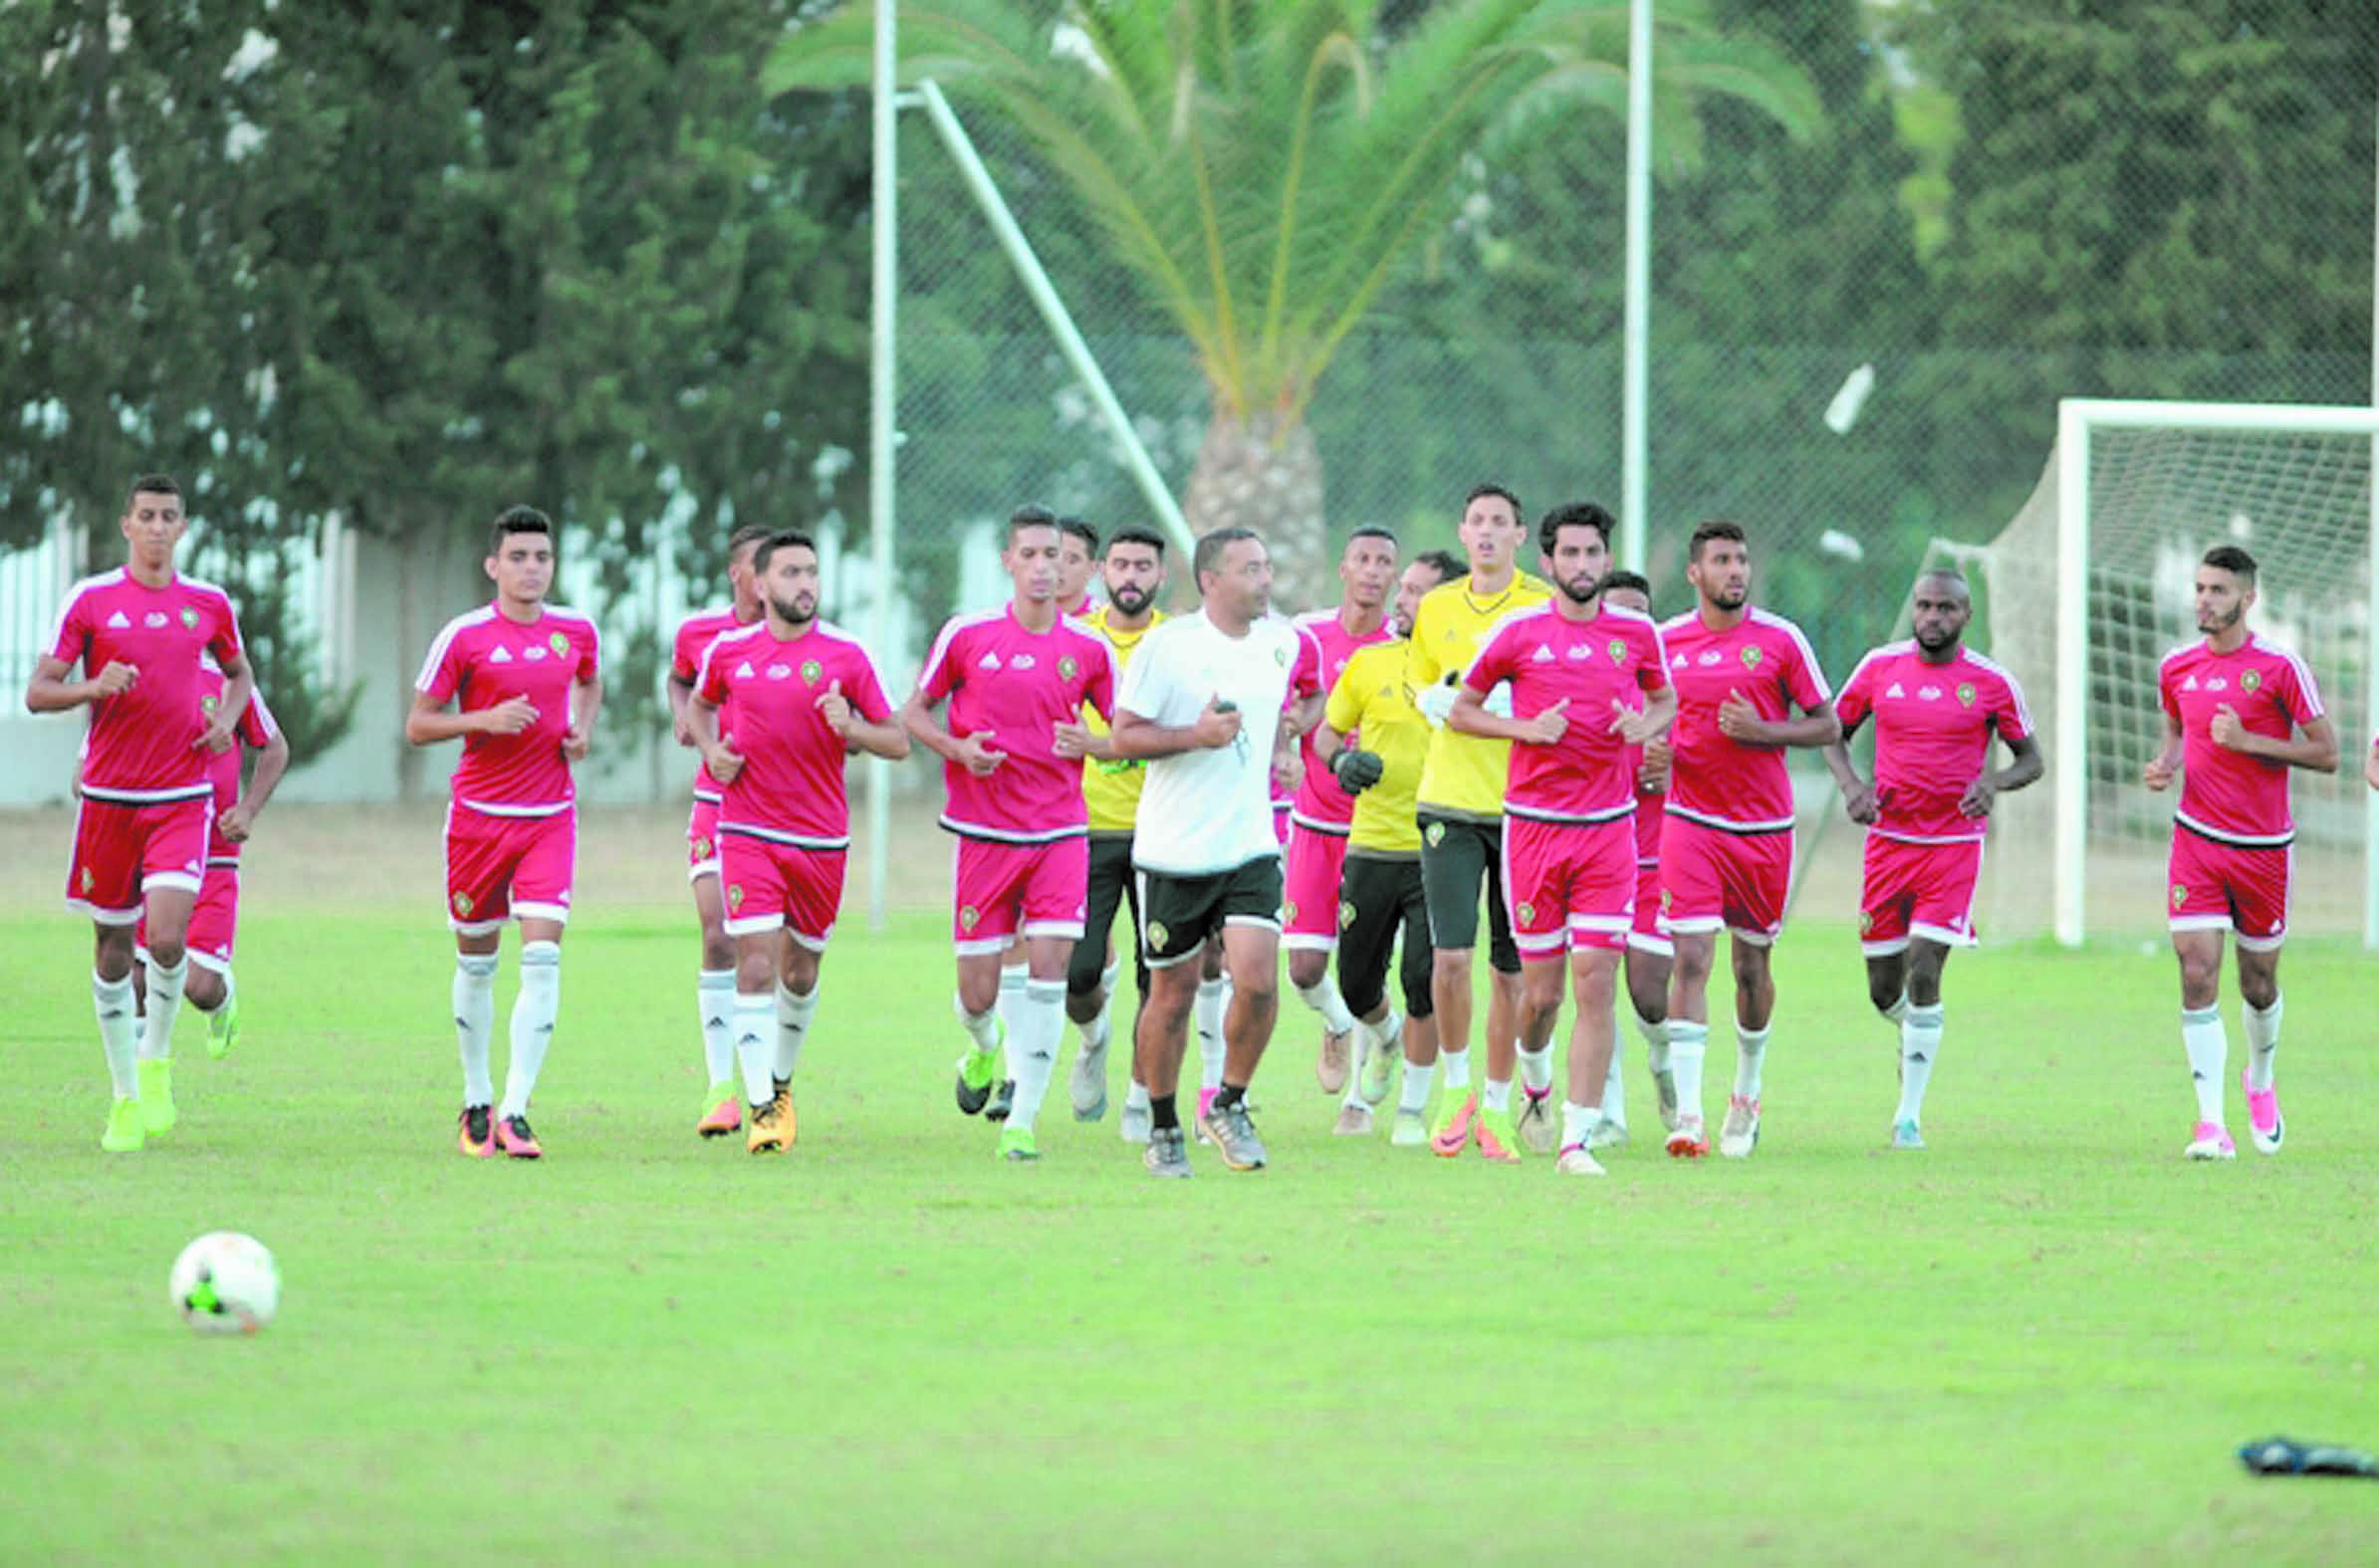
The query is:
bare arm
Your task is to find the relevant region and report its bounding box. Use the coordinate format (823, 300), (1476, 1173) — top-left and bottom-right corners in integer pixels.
(666, 672), (698, 746)
(2209, 708), (2339, 776)
(2365, 744), (2379, 791)
(2141, 711), (2185, 790)
(1959, 731), (2043, 819)
(26, 652), (138, 714)
(815, 680), (910, 763)
(1820, 710), (1875, 823)
(201, 651), (255, 754)
(1108, 698), (1238, 762)
(1447, 685), (1560, 744)
(219, 729), (292, 844)
(407, 688), (535, 747)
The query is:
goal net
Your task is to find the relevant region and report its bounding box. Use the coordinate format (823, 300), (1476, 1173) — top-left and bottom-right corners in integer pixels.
(1970, 400), (2378, 948)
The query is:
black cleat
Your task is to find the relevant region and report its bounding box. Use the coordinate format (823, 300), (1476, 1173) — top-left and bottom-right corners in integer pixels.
(984, 1078), (1017, 1123)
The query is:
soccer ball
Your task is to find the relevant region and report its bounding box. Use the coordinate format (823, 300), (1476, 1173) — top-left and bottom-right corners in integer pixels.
(168, 1232), (279, 1335)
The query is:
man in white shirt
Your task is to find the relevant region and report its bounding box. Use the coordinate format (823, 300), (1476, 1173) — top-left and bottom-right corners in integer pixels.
(1109, 527), (1302, 1178)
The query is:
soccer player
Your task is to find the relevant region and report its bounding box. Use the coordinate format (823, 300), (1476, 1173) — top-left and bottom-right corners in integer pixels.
(1283, 528), (1399, 1092)
(1452, 504), (1673, 1177)
(666, 522), (770, 1138)
(1823, 568), (2040, 1149)
(690, 530), (907, 1154)
(903, 507), (1115, 1162)
(1657, 520), (1837, 1159)
(28, 475), (253, 1152)
(1057, 515), (1100, 617)
(1408, 483), (1553, 1161)
(1313, 550), (1467, 1140)
(1068, 525), (1168, 1133)
(1599, 568), (1675, 1147)
(2142, 546), (2337, 1160)
(1109, 527), (1302, 1177)
(406, 506), (602, 1160)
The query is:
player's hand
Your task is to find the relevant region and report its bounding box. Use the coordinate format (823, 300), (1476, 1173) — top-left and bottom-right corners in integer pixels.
(1958, 774), (2000, 818)
(562, 724), (591, 763)
(816, 679), (856, 739)
(2142, 755), (2176, 791)
(91, 661), (138, 699)
(194, 711), (239, 754)
(1717, 690), (1770, 745)
(2209, 703), (2249, 752)
(1607, 698), (1660, 746)
(1841, 779), (1879, 825)
(218, 801), (258, 843)
(703, 740), (746, 784)
(1521, 698), (1569, 746)
(1330, 748), (1385, 794)
(1637, 737), (1672, 792)
(480, 696), (539, 736)
(1415, 677), (1459, 729)
(1052, 718), (1092, 760)
(1272, 748), (1300, 794)
(953, 731), (1009, 777)
(1191, 695), (1242, 750)
(672, 712), (697, 748)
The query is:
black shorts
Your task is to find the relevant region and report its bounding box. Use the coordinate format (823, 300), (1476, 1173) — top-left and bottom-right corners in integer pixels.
(1069, 834), (1146, 1000)
(1418, 812), (1520, 974)
(1336, 851), (1433, 1020)
(1136, 855), (1285, 969)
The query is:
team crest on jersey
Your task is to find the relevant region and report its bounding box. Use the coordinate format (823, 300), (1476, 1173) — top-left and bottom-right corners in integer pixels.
(1425, 821), (1446, 848)
(1058, 655), (1077, 681)
(1284, 900), (1300, 924)
(694, 837), (712, 860)
(2241, 670), (2261, 693)
(1516, 901), (1536, 926)
(1858, 911), (1873, 935)
(2170, 884), (2187, 911)
(1740, 645), (1764, 669)
(201, 695), (218, 717)
(549, 631), (570, 657)
(80, 866), (95, 894)
(959, 904), (980, 933)
(1607, 638), (1627, 664)
(728, 884), (745, 912)
(801, 659), (823, 685)
(1147, 920), (1169, 950)
(452, 891), (474, 917)
(1659, 887), (1673, 914)
(1338, 900), (1355, 930)
(1956, 682), (1977, 707)
(179, 605), (200, 630)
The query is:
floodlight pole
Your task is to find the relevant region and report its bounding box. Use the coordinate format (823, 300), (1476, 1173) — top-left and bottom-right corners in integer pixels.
(1618, 0), (1653, 573)
(2052, 399), (2088, 949)
(866, 0), (897, 932)
(2365, 96), (2378, 950)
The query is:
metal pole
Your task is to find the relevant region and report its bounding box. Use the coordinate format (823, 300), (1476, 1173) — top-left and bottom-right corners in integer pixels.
(1618, 0), (1653, 573)
(914, 79), (1193, 559)
(2053, 400), (2088, 949)
(866, 0), (897, 932)
(2364, 96), (2378, 950)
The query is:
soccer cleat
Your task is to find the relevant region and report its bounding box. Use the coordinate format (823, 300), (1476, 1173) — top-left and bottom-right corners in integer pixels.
(1651, 1061), (1680, 1132)
(2242, 1070), (2283, 1155)
(997, 1125), (1040, 1162)
(1665, 1113), (1709, 1159)
(953, 1041), (1000, 1116)
(984, 1078), (1016, 1124)
(1554, 1142), (1606, 1177)
(746, 1096), (794, 1156)
(1390, 1108), (1428, 1147)
(1474, 1107), (1524, 1164)
(1891, 1119), (1926, 1151)
(1193, 1085), (1218, 1144)
(204, 990), (239, 1060)
(696, 1084), (742, 1139)
(2184, 1121), (2237, 1161)
(102, 1097), (144, 1154)
(456, 1103), (495, 1158)
(1358, 1016), (1399, 1106)
(1119, 1095), (1152, 1145)
(1070, 1037), (1108, 1122)
(136, 1057), (175, 1137)
(1143, 1125), (1193, 1178)
(1428, 1089), (1480, 1158)
(1198, 1099), (1269, 1171)
(495, 1114), (544, 1159)
(1332, 1102), (1374, 1137)
(1315, 1029), (1351, 1095)
(1515, 1088), (1559, 1154)
(1718, 1094), (1761, 1159)
(1587, 1116), (1630, 1153)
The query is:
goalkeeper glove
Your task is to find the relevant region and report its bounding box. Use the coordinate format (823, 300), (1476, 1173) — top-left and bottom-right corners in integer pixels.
(1330, 748), (1385, 794)
(1415, 675), (1459, 728)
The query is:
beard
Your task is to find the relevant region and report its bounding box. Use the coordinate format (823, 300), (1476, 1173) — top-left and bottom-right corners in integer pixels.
(1108, 581), (1154, 615)
(1711, 583), (1749, 610)
(1914, 622), (1959, 652)
(2200, 602), (2242, 633)
(1557, 572), (1603, 606)
(770, 592), (816, 625)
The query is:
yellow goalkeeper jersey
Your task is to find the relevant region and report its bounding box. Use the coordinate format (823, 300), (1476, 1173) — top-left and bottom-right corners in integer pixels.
(1325, 639), (1430, 855)
(1408, 569), (1551, 818)
(1081, 603), (1165, 833)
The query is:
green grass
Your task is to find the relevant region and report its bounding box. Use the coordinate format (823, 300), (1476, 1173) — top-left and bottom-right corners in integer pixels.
(4, 908), (2376, 1562)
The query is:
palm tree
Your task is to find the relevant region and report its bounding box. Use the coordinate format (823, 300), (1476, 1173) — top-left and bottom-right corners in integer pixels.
(767, 0), (1821, 595)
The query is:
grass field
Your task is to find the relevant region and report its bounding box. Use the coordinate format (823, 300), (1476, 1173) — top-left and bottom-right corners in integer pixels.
(5, 883), (2378, 1561)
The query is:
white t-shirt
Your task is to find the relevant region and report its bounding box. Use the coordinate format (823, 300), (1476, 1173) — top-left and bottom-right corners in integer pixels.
(1117, 607), (1300, 876)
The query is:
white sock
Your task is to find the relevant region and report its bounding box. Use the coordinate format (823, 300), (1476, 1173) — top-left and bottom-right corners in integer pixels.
(1092, 958), (1121, 1042)
(94, 971), (138, 1098)
(1561, 1100), (1600, 1150)
(215, 968), (236, 1018)
(1733, 1023), (1771, 1102)
(698, 969), (737, 1087)
(499, 940), (560, 1119)
(2181, 1005), (2228, 1123)
(1518, 1043), (1554, 1096)
(1007, 979), (1066, 1133)
(1881, 992), (1909, 1027)
(1601, 1046), (1627, 1127)
(2244, 995), (2282, 1091)
(1399, 1057), (1437, 1115)
(1897, 1004), (1943, 1126)
(454, 953), (499, 1106)
(955, 994), (1001, 1054)
(139, 953), (186, 1061)
(1439, 1047), (1472, 1092)
(732, 991), (775, 1107)
(1483, 1076), (1513, 1113)
(1124, 1078), (1151, 1114)
(1196, 976), (1229, 1093)
(1667, 1020), (1708, 1120)
(1636, 1012), (1669, 1075)
(1295, 974), (1358, 1036)
(775, 980), (817, 1081)
(1078, 1004), (1111, 1053)
(994, 963), (1027, 1080)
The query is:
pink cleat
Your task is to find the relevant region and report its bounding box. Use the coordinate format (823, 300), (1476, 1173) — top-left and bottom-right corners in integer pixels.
(1665, 1114), (1709, 1159)
(2183, 1120), (2236, 1161)
(495, 1114), (544, 1160)
(2241, 1070), (2283, 1156)
(1194, 1086), (1218, 1144)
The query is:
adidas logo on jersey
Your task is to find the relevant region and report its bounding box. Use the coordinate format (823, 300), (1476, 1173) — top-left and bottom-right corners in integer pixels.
(735, 661), (757, 678)
(2181, 675), (2200, 690)
(979, 651), (1001, 670)
(1885, 682), (1905, 698)
(107, 610), (131, 628)
(1531, 644), (1556, 663)
(1671, 653), (1688, 668)
(490, 646), (514, 663)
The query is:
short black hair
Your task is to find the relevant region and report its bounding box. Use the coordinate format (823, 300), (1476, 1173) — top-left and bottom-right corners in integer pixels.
(126, 474), (182, 509)
(1464, 482), (1523, 521)
(2202, 545), (2259, 586)
(753, 529), (818, 575)
(1600, 568), (1652, 598)
(1057, 515), (1098, 554)
(1414, 549), (1466, 586)
(1194, 526), (1262, 581)
(1688, 519), (1746, 562)
(1103, 525), (1167, 560)
(1539, 501), (1616, 558)
(1913, 565), (1971, 599)
(726, 523), (774, 560)
(1007, 504), (1060, 546)
(1347, 525), (1398, 550)
(489, 505), (554, 557)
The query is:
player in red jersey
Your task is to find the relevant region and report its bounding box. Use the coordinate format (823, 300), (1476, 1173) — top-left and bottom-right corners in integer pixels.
(666, 522), (771, 1139)
(902, 506), (1116, 1162)
(406, 507), (602, 1160)
(1056, 515), (1100, 618)
(690, 530), (908, 1155)
(1283, 528), (1399, 1091)
(1592, 569), (1676, 1147)
(1453, 504), (1673, 1176)
(1656, 520), (1838, 1160)
(1824, 568), (2040, 1149)
(2143, 546), (2337, 1161)
(27, 475), (254, 1152)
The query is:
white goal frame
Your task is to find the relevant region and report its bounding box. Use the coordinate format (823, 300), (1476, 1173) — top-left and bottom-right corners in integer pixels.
(2052, 397), (2379, 949)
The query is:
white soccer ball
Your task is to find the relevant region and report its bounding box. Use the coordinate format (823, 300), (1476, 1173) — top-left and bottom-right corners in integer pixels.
(168, 1232), (279, 1335)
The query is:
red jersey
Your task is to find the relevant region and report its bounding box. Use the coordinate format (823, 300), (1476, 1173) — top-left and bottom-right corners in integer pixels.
(2157, 634), (2325, 846)
(199, 664), (279, 864)
(47, 568), (246, 803)
(1659, 606), (1830, 832)
(915, 605), (1116, 843)
(696, 620), (891, 846)
(1289, 609), (1394, 829)
(1835, 642), (2031, 845)
(1465, 604), (1668, 823)
(672, 604), (762, 803)
(414, 603), (601, 816)
(1628, 740), (1665, 864)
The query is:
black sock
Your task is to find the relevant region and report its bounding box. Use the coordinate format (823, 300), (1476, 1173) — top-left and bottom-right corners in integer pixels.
(1212, 1082), (1245, 1112)
(1150, 1092), (1178, 1131)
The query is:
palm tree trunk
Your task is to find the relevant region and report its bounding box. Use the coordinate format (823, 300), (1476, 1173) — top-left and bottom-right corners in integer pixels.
(1181, 408), (1328, 609)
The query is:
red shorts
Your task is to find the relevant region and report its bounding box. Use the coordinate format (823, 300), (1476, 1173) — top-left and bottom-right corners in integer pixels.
(445, 804), (577, 934)
(687, 796), (722, 882)
(952, 835), (1089, 956)
(136, 861), (242, 973)
(1629, 859), (1669, 956)
(67, 795), (211, 924)
(1282, 821), (1351, 951)
(1859, 834), (1984, 955)
(2168, 827), (2291, 952)
(1502, 814), (1637, 958)
(1657, 813), (1793, 945)
(720, 831), (845, 950)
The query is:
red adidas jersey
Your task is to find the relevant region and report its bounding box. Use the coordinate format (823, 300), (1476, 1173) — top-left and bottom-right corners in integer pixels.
(200, 665), (279, 863)
(1835, 643), (2031, 844)
(697, 620), (890, 846)
(672, 604), (761, 802)
(1659, 607), (1830, 832)
(1464, 604), (1667, 823)
(1288, 609), (1394, 828)
(47, 568), (246, 803)
(915, 605), (1115, 842)
(414, 603), (601, 816)
(2158, 635), (2324, 846)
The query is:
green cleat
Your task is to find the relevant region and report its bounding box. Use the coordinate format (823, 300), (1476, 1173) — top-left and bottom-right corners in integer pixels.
(205, 990), (239, 1060)
(136, 1058), (176, 1137)
(101, 1097), (144, 1153)
(997, 1124), (1040, 1162)
(954, 1042), (1000, 1116)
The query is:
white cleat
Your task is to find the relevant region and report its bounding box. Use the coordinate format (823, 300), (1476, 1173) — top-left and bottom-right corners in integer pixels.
(1515, 1089), (1559, 1155)
(1389, 1108), (1428, 1148)
(2184, 1120), (2237, 1161)
(1665, 1113), (1709, 1159)
(1331, 1102), (1374, 1137)
(1718, 1094), (1761, 1159)
(1554, 1143), (1606, 1177)
(1070, 1037), (1109, 1122)
(1119, 1096), (1153, 1145)
(1356, 1015), (1400, 1107)
(1587, 1117), (1630, 1153)
(1315, 1028), (1351, 1095)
